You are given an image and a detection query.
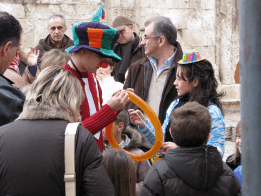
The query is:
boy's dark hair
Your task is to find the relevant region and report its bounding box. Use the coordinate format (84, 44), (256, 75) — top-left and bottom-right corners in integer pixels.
(170, 102), (211, 147)
(115, 109), (129, 133)
(0, 12), (22, 47)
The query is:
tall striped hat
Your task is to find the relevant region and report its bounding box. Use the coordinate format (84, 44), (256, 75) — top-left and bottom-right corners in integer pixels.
(65, 5), (121, 62)
(178, 49), (205, 64)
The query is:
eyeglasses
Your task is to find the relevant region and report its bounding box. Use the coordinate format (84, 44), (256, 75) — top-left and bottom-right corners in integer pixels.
(142, 35), (160, 41)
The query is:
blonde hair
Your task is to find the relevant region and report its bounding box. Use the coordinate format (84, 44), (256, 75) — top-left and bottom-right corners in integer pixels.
(41, 49), (71, 70)
(26, 65), (84, 122)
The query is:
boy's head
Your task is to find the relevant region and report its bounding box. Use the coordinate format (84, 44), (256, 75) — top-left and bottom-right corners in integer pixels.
(170, 102), (211, 147)
(114, 109), (129, 134)
(102, 109), (129, 142)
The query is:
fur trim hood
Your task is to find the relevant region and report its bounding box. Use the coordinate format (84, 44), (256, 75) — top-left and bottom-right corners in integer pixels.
(123, 126), (143, 146)
(18, 102), (75, 123)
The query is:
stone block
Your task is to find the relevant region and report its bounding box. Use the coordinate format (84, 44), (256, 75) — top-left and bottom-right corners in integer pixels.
(0, 0), (23, 3)
(190, 0), (201, 9)
(187, 9), (202, 29)
(76, 4), (98, 20)
(0, 3), (25, 18)
(182, 29), (215, 47)
(177, 0), (190, 9)
(166, 0), (178, 8)
(25, 4), (50, 20)
(59, 4), (77, 20)
(22, 0), (39, 3)
(151, 0), (166, 9)
(152, 7), (163, 16)
(109, 0), (121, 7)
(201, 0), (215, 9)
(19, 19), (34, 51)
(222, 84), (241, 100)
(33, 19), (49, 46)
(196, 46), (215, 64)
(140, 0), (151, 8)
(165, 9), (188, 29)
(202, 9), (215, 30)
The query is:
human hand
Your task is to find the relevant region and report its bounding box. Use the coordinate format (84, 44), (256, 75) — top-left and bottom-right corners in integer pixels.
(128, 109), (146, 127)
(162, 142), (179, 152)
(27, 47), (40, 66)
(106, 90), (129, 111)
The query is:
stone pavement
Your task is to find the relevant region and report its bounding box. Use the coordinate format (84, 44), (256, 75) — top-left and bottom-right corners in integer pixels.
(223, 141), (235, 162)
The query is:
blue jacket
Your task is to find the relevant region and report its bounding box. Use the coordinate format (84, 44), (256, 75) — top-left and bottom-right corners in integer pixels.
(139, 99), (225, 157)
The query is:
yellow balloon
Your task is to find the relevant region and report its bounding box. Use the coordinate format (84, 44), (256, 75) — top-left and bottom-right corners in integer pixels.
(106, 91), (163, 161)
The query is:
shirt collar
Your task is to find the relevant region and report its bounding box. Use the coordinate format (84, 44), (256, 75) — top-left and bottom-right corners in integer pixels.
(147, 47), (177, 76)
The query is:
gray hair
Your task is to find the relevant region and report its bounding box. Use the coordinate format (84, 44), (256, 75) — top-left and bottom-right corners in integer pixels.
(144, 16), (177, 46)
(47, 14), (66, 28)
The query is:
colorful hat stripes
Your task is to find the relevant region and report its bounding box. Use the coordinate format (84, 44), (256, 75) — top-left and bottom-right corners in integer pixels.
(178, 49), (205, 64)
(65, 5), (121, 62)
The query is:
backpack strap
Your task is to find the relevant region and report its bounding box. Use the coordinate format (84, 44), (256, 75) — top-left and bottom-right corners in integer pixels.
(64, 122), (81, 196)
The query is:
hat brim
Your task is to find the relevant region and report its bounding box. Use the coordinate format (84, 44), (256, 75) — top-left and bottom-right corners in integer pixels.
(178, 58), (205, 64)
(65, 45), (121, 63)
(114, 25), (126, 31)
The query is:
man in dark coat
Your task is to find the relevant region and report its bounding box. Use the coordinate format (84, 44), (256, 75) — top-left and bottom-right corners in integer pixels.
(139, 102), (241, 196)
(112, 16), (145, 83)
(35, 14), (74, 68)
(0, 12), (25, 126)
(123, 16), (183, 125)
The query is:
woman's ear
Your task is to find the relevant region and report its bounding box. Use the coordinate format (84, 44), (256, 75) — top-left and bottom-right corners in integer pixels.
(193, 78), (199, 88)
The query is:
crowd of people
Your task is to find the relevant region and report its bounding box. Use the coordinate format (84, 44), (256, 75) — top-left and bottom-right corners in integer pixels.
(0, 4), (242, 196)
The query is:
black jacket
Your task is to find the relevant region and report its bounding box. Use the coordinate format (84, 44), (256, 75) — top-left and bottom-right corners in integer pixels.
(0, 74), (25, 126)
(0, 120), (115, 196)
(114, 33), (145, 83)
(139, 145), (241, 196)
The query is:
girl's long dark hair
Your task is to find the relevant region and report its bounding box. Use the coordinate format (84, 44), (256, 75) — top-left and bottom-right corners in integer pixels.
(177, 59), (224, 114)
(102, 149), (136, 196)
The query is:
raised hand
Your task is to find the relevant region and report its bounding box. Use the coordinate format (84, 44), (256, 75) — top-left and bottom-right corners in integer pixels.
(106, 90), (130, 111)
(27, 47), (40, 66)
(128, 108), (146, 127)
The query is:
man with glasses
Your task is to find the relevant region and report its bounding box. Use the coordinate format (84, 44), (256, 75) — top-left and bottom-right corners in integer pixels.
(112, 16), (145, 83)
(63, 16), (130, 152)
(124, 16), (183, 127)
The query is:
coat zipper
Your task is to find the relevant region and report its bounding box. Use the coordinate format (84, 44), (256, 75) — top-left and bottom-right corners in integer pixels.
(202, 146), (209, 189)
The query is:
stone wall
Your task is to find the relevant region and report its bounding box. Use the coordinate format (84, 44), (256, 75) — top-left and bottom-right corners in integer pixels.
(0, 0), (240, 129)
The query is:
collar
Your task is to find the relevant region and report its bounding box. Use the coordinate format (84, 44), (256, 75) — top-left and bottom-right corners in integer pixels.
(148, 48), (176, 77)
(0, 73), (14, 84)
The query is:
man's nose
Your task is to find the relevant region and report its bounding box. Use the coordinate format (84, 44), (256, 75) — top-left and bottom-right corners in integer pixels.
(54, 28), (59, 33)
(140, 39), (145, 46)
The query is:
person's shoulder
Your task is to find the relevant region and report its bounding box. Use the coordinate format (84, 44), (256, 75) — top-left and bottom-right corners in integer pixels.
(0, 75), (25, 99)
(64, 34), (74, 45)
(208, 103), (223, 118)
(35, 35), (49, 50)
(129, 57), (149, 69)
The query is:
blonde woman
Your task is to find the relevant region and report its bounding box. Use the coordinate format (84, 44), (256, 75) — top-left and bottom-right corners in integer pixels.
(0, 66), (115, 195)
(41, 48), (71, 70)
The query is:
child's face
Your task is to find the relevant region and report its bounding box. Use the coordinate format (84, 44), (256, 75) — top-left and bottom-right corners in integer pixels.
(236, 130), (241, 153)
